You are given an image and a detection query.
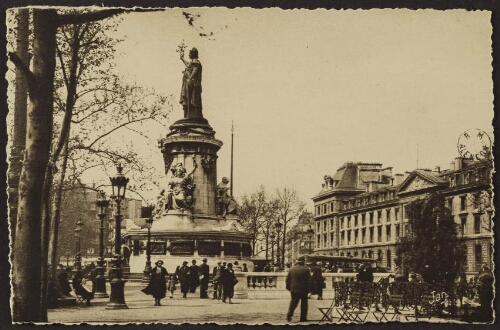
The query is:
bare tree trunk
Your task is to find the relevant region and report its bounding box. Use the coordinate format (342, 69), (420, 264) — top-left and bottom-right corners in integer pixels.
(11, 9), (57, 322)
(8, 8), (29, 247)
(49, 139), (70, 281)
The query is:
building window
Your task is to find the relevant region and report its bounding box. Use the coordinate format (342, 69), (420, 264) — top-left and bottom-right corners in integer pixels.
(330, 202), (334, 212)
(330, 233), (334, 246)
(395, 225), (400, 238)
(377, 226), (382, 242)
(377, 211), (382, 224)
(354, 230), (358, 245)
(474, 215), (481, 234)
(386, 225), (391, 242)
(354, 215), (358, 227)
(340, 217), (344, 229)
(475, 244), (482, 268)
(460, 215), (467, 236)
(395, 208), (399, 221)
(362, 214), (366, 226)
(347, 231), (351, 245)
(330, 219), (334, 230)
(447, 198), (453, 213)
(473, 193), (480, 210)
(369, 228), (373, 243)
(386, 250), (392, 269)
(369, 213), (373, 225)
(460, 196), (467, 211)
(323, 204), (327, 214)
(386, 209), (390, 223)
(463, 172), (469, 185)
(361, 229), (365, 244)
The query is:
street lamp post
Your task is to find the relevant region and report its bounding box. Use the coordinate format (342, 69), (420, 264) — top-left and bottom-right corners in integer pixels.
(275, 221), (282, 269)
(142, 205), (155, 282)
(107, 163), (129, 310)
(94, 190), (110, 298)
(73, 219), (83, 278)
(270, 233), (276, 264)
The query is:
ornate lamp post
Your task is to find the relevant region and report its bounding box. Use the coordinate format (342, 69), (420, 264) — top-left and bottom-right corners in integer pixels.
(94, 190), (110, 298)
(142, 205), (155, 282)
(73, 219), (83, 277)
(275, 221), (283, 269)
(270, 233), (276, 264)
(107, 163), (129, 310)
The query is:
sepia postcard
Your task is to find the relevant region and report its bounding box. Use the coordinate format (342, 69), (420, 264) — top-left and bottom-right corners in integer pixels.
(3, 3), (496, 325)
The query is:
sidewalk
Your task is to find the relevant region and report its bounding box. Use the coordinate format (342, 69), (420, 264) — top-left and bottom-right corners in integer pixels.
(47, 282), (466, 325)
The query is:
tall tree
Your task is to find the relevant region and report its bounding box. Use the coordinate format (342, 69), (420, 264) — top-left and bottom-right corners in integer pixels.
(8, 8), (123, 322)
(238, 186), (267, 256)
(274, 187), (305, 269)
(8, 9), (29, 246)
(395, 192), (464, 284)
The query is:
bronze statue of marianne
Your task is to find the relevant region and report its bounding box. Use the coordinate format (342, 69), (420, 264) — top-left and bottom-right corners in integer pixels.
(180, 47), (203, 120)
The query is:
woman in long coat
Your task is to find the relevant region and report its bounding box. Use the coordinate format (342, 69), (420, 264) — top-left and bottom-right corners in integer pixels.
(142, 260), (168, 306)
(221, 263), (237, 304)
(176, 261), (190, 298)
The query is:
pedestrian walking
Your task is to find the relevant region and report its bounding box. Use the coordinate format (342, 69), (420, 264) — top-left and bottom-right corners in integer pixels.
(221, 263), (237, 304)
(141, 260), (168, 306)
(212, 261), (222, 300)
(286, 256), (310, 322)
(189, 259), (200, 293)
(176, 261), (190, 298)
(312, 261), (324, 300)
(199, 258), (210, 298)
(167, 274), (177, 299)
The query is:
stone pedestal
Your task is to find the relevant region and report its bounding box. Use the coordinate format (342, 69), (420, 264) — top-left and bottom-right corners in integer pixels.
(159, 119), (222, 217)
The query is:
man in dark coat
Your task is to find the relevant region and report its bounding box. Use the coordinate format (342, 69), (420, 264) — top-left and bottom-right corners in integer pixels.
(176, 261), (190, 298)
(189, 259), (200, 293)
(312, 261), (324, 300)
(212, 261), (222, 300)
(199, 258), (210, 299)
(286, 256), (310, 322)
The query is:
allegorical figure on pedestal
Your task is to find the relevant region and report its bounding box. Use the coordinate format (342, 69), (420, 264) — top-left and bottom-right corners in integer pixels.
(217, 177), (238, 218)
(166, 158), (198, 211)
(179, 46), (203, 120)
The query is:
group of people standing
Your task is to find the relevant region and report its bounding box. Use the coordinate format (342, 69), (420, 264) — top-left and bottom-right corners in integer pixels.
(142, 258), (238, 306)
(212, 261), (238, 303)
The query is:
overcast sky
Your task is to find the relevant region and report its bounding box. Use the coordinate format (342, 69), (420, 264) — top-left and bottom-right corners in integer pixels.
(89, 8), (493, 208)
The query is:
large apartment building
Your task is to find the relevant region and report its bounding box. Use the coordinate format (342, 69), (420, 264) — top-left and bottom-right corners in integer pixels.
(312, 157), (493, 276)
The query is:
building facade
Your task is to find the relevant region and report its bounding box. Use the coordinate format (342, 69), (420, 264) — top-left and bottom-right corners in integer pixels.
(311, 158), (493, 276)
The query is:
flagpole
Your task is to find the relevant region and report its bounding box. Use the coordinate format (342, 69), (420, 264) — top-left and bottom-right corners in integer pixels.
(230, 121), (234, 196)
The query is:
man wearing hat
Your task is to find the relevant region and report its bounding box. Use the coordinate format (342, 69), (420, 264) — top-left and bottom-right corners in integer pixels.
(189, 259), (200, 294)
(286, 256), (310, 322)
(175, 261), (190, 298)
(199, 258), (210, 299)
(212, 261), (222, 300)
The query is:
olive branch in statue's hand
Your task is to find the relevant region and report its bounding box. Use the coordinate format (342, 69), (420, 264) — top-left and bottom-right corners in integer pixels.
(177, 40), (187, 59)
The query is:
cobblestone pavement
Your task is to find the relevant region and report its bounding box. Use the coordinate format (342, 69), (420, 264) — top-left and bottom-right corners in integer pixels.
(48, 282), (465, 325)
